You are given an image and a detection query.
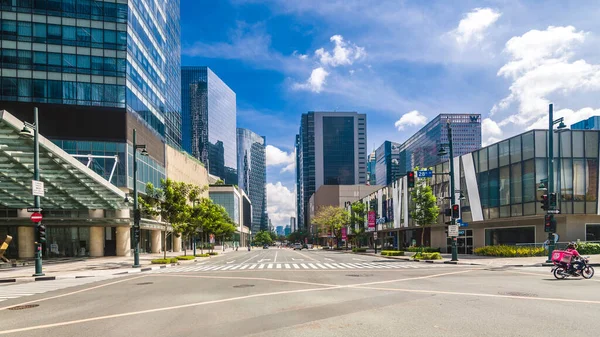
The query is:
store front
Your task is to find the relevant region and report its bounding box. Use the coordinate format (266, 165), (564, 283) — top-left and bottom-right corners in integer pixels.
(485, 226), (535, 246)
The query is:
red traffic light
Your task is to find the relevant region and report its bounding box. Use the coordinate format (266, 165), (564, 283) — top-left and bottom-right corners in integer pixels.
(408, 171), (414, 178)
(407, 171), (415, 188)
(451, 204), (460, 219)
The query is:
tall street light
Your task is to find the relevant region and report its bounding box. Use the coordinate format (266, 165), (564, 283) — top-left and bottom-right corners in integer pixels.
(132, 129), (148, 268)
(546, 104), (567, 262)
(437, 119), (458, 262)
(19, 107), (44, 276)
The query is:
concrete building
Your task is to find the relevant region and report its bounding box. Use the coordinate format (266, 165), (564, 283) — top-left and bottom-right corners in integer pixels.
(237, 128), (267, 234)
(208, 184), (251, 247)
(290, 217), (297, 232)
(355, 129), (600, 253)
(296, 111), (367, 230)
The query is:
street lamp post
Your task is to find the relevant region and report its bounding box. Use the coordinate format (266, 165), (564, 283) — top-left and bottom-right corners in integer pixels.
(438, 119), (458, 261)
(132, 129), (148, 268)
(20, 107), (44, 276)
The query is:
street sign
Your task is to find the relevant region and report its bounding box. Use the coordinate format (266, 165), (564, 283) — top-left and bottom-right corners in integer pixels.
(209, 234), (215, 244)
(459, 222), (468, 227)
(31, 180), (44, 197)
(417, 170), (433, 178)
(448, 225), (459, 237)
(547, 209), (561, 214)
(30, 212), (43, 223)
(373, 232), (378, 240)
(27, 207), (42, 212)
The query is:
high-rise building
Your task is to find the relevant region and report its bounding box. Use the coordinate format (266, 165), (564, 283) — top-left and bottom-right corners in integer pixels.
(181, 66), (237, 183)
(290, 217), (296, 232)
(399, 114), (481, 175)
(237, 128), (267, 234)
(284, 225), (291, 236)
(571, 116), (600, 130)
(296, 111), (367, 229)
(367, 150), (377, 185)
(276, 225), (284, 237)
(0, 0), (181, 191)
(374, 141), (402, 186)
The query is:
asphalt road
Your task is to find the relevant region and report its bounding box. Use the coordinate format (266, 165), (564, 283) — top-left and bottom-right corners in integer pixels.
(1, 248), (599, 337)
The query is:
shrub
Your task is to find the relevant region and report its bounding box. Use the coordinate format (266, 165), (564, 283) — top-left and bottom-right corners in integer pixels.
(381, 250), (404, 256)
(151, 258), (178, 264)
(405, 247), (440, 253)
(413, 252), (442, 260)
(578, 243), (600, 255)
(176, 255), (195, 260)
(352, 248), (367, 253)
(195, 253), (210, 257)
(207, 252), (219, 256)
(474, 245), (546, 257)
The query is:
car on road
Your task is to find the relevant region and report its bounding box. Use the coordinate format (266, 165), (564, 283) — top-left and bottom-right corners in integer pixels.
(263, 244), (269, 249)
(293, 243), (302, 250)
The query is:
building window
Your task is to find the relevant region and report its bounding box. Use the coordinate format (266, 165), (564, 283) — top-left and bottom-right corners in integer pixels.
(585, 132), (598, 158)
(488, 144), (498, 169)
(522, 132), (534, 160)
(499, 141), (510, 167)
(485, 227), (535, 246)
(586, 224), (600, 241)
(523, 159), (535, 202)
(511, 162), (522, 204)
(499, 166), (510, 205)
(535, 131), (547, 157)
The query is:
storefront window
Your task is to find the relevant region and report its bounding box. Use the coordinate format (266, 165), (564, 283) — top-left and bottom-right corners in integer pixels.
(479, 172), (489, 208)
(523, 160), (535, 202)
(489, 168), (499, 207)
(585, 132), (598, 158)
(45, 226), (90, 257)
(485, 227), (535, 246)
(586, 224), (600, 242)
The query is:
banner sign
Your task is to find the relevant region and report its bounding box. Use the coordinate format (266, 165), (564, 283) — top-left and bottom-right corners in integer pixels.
(368, 211), (376, 230)
(341, 227), (347, 241)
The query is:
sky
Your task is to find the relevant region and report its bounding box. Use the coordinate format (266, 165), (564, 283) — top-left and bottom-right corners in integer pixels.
(180, 0), (600, 227)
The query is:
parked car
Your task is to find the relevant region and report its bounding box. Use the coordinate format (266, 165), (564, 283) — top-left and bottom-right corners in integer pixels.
(263, 244), (269, 249)
(293, 243), (302, 250)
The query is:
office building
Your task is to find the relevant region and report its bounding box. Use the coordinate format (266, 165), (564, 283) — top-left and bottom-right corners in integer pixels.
(284, 225), (291, 236)
(209, 184), (251, 247)
(374, 141), (401, 186)
(276, 226), (284, 237)
(181, 66), (237, 183)
(367, 150), (376, 185)
(290, 216), (296, 232)
(572, 116), (600, 130)
(237, 128), (267, 234)
(296, 111), (367, 229)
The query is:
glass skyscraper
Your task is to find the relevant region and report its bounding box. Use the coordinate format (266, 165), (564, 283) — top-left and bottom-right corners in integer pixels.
(181, 66), (237, 184)
(374, 141), (401, 186)
(237, 128), (267, 233)
(0, 0), (182, 191)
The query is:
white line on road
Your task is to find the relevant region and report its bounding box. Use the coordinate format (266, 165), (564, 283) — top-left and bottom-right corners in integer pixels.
(308, 263), (318, 269)
(300, 264), (308, 269)
(240, 265), (249, 270)
(292, 250), (318, 262)
(292, 264), (299, 269)
(226, 260), (236, 264)
(292, 258), (304, 261)
(285, 264), (291, 269)
(324, 258), (334, 262)
(267, 264), (274, 269)
(259, 264), (266, 269)
(275, 264), (281, 269)
(353, 258), (366, 261)
(274, 252), (278, 263)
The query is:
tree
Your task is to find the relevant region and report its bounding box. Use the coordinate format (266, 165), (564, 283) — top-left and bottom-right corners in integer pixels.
(254, 230), (273, 246)
(350, 201), (367, 248)
(312, 206), (349, 248)
(410, 168), (439, 247)
(188, 197), (236, 254)
(215, 179), (225, 185)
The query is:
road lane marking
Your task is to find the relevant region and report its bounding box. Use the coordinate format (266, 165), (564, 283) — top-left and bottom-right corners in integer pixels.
(353, 258), (366, 261)
(292, 258), (304, 261)
(240, 265), (249, 270)
(316, 263), (327, 269)
(292, 264), (299, 269)
(324, 258), (334, 262)
(351, 269), (476, 288)
(259, 264), (266, 269)
(292, 250), (318, 262)
(267, 264), (274, 269)
(285, 264), (291, 269)
(275, 264), (282, 269)
(226, 260), (235, 264)
(249, 264), (258, 269)
(308, 263), (318, 269)
(274, 252), (278, 263)
(230, 265), (242, 270)
(300, 264), (308, 269)
(323, 263), (338, 269)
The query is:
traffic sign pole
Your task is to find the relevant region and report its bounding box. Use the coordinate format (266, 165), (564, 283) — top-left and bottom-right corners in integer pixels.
(31, 107), (44, 277)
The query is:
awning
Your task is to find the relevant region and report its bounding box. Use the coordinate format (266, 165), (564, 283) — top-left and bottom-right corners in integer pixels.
(0, 110), (127, 210)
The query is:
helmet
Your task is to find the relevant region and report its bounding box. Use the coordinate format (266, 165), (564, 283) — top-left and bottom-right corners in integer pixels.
(567, 242), (578, 249)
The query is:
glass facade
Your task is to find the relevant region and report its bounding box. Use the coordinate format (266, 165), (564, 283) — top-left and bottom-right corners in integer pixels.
(210, 191), (240, 225)
(323, 116), (355, 185)
(572, 116), (600, 131)
(181, 66), (237, 183)
(375, 141), (401, 186)
(237, 128), (267, 233)
(367, 151), (376, 185)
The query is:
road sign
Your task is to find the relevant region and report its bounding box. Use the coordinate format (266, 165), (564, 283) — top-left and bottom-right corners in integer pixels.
(547, 209), (561, 214)
(448, 225), (459, 237)
(32, 180), (44, 197)
(27, 207), (42, 212)
(30, 212), (43, 223)
(417, 170), (432, 178)
(459, 222), (468, 227)
(373, 232), (378, 240)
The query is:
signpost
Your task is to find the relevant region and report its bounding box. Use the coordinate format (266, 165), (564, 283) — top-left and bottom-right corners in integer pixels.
(417, 170), (433, 178)
(31, 180), (44, 197)
(30, 212), (43, 223)
(547, 209), (561, 214)
(448, 225), (459, 237)
(373, 232), (378, 240)
(27, 207), (42, 212)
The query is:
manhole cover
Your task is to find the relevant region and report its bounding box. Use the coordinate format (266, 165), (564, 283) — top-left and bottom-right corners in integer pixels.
(233, 284), (255, 288)
(498, 291), (538, 297)
(136, 282), (154, 285)
(8, 304), (39, 310)
(346, 274), (373, 277)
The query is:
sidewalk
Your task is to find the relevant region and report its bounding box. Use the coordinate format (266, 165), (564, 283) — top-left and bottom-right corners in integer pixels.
(0, 247), (235, 283)
(342, 249), (600, 267)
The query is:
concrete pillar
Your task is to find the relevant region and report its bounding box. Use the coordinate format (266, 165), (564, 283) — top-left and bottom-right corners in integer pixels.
(151, 230), (161, 254)
(115, 208), (130, 219)
(173, 234), (181, 252)
(116, 226), (131, 257)
(17, 226), (35, 259)
(89, 227), (104, 257)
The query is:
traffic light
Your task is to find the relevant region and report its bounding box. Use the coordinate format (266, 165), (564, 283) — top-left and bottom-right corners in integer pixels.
(540, 194), (548, 211)
(407, 171), (415, 188)
(451, 204), (460, 219)
(549, 193), (557, 208)
(444, 208), (452, 217)
(544, 214), (557, 233)
(37, 224), (46, 243)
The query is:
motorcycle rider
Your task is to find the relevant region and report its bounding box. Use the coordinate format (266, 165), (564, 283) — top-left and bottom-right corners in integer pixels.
(566, 242), (583, 275)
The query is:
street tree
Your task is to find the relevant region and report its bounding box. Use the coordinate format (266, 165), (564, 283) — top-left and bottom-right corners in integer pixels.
(253, 230), (273, 246)
(409, 168), (439, 247)
(313, 206), (349, 248)
(350, 201), (367, 248)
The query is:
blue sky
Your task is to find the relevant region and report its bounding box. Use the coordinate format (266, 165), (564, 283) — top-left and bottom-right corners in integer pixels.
(180, 0), (600, 226)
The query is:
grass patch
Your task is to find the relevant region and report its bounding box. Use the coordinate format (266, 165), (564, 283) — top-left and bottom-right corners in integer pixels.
(352, 248), (367, 253)
(381, 250), (404, 256)
(207, 252), (219, 256)
(195, 253), (210, 257)
(176, 255), (196, 260)
(151, 257), (179, 264)
(405, 247), (441, 253)
(474, 245), (546, 257)
(413, 252), (442, 260)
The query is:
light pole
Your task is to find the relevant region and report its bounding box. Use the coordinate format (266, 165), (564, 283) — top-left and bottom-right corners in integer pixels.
(132, 129), (148, 268)
(19, 107), (44, 276)
(437, 119), (458, 261)
(546, 104), (567, 262)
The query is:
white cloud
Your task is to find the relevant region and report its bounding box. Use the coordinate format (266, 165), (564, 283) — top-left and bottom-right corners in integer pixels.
(266, 145), (296, 173)
(315, 35), (366, 67)
(451, 8), (501, 45)
(293, 67), (329, 93)
(492, 26), (600, 127)
(266, 182), (296, 226)
(293, 50), (308, 60)
(527, 107), (600, 130)
(481, 118), (503, 146)
(394, 110), (428, 130)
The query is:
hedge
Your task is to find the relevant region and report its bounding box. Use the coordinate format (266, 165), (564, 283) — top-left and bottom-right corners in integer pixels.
(176, 255), (196, 260)
(474, 245), (546, 257)
(405, 247), (441, 253)
(195, 253), (210, 257)
(207, 252), (219, 256)
(413, 252), (442, 260)
(381, 250), (404, 256)
(151, 257), (178, 264)
(352, 248), (367, 253)
(578, 243), (600, 255)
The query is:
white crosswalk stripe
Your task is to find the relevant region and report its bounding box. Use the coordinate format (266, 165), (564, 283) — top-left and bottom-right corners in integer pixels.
(150, 262), (465, 274)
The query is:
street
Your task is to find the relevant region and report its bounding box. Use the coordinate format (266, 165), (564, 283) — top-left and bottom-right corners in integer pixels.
(1, 249), (599, 337)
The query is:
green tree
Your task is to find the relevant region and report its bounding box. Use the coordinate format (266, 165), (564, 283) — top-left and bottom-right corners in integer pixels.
(254, 230), (273, 246)
(313, 206), (349, 248)
(214, 179), (225, 185)
(188, 196), (236, 254)
(350, 201), (367, 248)
(410, 168), (439, 247)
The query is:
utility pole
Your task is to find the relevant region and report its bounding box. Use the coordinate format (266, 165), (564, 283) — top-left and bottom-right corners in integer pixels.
(447, 120), (458, 262)
(132, 129), (148, 268)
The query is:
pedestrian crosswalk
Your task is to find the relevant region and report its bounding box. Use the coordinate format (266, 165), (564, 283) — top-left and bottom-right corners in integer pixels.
(0, 275), (121, 304)
(151, 262), (461, 273)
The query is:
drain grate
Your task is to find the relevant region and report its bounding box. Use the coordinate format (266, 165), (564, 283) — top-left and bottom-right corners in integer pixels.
(499, 291), (538, 297)
(346, 274), (373, 277)
(8, 304), (39, 310)
(136, 282), (154, 285)
(233, 284), (255, 288)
